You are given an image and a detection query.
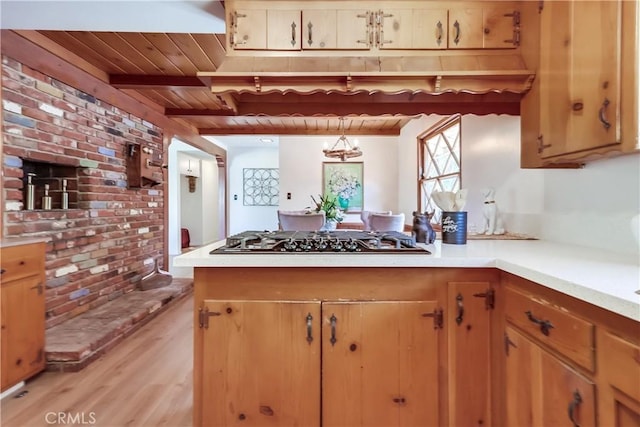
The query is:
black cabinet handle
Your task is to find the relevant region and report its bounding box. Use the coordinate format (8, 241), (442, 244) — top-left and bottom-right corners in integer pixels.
(599, 98), (611, 130)
(306, 313), (313, 344)
(568, 389), (583, 427)
(453, 20), (461, 45)
(455, 293), (464, 325)
(525, 310), (554, 336)
(330, 314), (337, 346)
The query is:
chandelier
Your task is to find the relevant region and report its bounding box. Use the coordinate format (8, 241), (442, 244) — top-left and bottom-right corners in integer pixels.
(323, 117), (362, 161)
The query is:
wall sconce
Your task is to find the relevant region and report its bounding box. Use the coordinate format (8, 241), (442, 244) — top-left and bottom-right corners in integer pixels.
(179, 156), (201, 193)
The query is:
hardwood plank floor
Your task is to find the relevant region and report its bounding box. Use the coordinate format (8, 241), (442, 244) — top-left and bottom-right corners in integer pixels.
(1, 294), (194, 427)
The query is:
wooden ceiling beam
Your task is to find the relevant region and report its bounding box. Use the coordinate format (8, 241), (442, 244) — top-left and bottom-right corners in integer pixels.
(165, 108), (237, 117)
(110, 75), (206, 89)
(234, 102), (520, 116)
(198, 127), (400, 136)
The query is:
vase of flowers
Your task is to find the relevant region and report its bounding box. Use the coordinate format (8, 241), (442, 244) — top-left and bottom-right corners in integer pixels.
(310, 194), (344, 230)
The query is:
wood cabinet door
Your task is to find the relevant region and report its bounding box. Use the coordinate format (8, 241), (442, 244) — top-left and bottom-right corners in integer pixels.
(448, 282), (492, 427)
(379, 9), (447, 50)
(336, 9), (372, 50)
(539, 349), (596, 427)
(448, 8), (483, 49)
(302, 10), (336, 50)
(267, 10), (301, 50)
(1, 275), (45, 391)
(199, 300), (321, 427)
(567, 1), (621, 153)
(230, 9), (267, 50)
(482, 7), (518, 48)
(597, 330), (640, 426)
(504, 327), (535, 427)
(505, 326), (596, 427)
(322, 301), (440, 427)
(539, 0), (621, 158)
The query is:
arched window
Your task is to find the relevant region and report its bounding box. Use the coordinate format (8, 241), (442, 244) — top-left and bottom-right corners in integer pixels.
(417, 115), (461, 222)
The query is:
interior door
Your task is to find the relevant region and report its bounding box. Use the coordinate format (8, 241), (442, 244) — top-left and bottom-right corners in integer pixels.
(322, 301), (440, 427)
(200, 300), (321, 426)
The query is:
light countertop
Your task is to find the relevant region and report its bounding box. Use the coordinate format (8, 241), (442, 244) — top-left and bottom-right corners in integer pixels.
(174, 239), (640, 322)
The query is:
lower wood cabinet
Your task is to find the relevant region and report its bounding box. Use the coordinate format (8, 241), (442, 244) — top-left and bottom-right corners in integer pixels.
(504, 326), (596, 427)
(193, 267), (499, 427)
(597, 330), (640, 426)
(501, 272), (640, 427)
(1, 241), (46, 392)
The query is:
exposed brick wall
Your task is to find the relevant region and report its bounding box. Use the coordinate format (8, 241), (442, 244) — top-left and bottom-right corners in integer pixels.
(2, 55), (166, 329)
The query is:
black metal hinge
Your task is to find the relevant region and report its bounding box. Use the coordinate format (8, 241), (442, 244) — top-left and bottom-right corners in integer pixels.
(473, 288), (496, 310)
(422, 308), (444, 329)
(198, 306), (221, 329)
(504, 332), (518, 356)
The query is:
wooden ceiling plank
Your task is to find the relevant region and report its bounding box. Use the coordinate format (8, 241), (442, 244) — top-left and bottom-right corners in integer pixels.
(69, 32), (146, 75)
(121, 33), (184, 75)
(93, 33), (164, 74)
(142, 33), (199, 75)
(169, 33), (218, 71)
(38, 30), (124, 74)
(15, 30), (109, 82)
(192, 33), (227, 71)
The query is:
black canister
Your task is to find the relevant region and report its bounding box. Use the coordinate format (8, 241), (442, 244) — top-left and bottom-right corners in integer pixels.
(441, 211), (467, 244)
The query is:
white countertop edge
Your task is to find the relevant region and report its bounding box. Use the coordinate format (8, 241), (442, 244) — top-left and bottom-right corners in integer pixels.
(496, 259), (639, 322)
(174, 239), (640, 322)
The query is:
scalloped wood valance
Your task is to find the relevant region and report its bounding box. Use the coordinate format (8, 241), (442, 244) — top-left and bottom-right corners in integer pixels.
(197, 55), (535, 94)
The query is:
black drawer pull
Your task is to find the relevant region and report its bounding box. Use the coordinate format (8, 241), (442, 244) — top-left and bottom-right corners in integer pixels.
(525, 310), (554, 336)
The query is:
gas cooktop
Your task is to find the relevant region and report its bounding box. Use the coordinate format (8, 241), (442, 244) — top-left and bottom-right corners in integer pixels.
(210, 230), (431, 254)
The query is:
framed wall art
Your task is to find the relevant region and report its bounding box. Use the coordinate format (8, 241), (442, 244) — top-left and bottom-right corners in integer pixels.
(243, 168), (279, 206)
(322, 162), (363, 212)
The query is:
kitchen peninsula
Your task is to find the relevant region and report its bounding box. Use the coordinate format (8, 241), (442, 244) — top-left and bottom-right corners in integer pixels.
(175, 237), (640, 426)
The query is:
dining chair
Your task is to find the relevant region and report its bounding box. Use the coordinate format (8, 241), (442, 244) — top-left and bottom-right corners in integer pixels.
(278, 210), (326, 231)
(369, 213), (406, 232)
(360, 210), (392, 231)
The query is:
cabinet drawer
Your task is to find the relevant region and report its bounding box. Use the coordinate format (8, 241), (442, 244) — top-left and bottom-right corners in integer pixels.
(504, 287), (595, 371)
(0, 243), (45, 284)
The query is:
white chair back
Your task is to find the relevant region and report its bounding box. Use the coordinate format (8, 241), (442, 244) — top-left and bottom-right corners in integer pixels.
(360, 210), (392, 231)
(369, 213), (405, 232)
(278, 210), (326, 231)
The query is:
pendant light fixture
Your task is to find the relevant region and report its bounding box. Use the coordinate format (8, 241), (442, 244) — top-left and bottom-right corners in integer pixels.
(323, 117), (362, 161)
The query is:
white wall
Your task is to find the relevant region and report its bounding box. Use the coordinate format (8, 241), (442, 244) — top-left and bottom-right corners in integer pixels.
(224, 115), (639, 257)
(279, 135), (398, 214)
(227, 145), (280, 235)
(225, 135), (398, 233)
(398, 114), (544, 236)
(540, 153), (640, 255)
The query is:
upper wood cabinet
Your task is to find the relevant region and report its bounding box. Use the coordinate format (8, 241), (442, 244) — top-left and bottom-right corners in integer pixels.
(377, 8), (448, 50)
(229, 9), (268, 49)
(538, 0), (620, 158)
(302, 10), (337, 50)
(228, 2), (522, 52)
(267, 10), (302, 50)
(520, 0), (638, 166)
(448, 7), (519, 49)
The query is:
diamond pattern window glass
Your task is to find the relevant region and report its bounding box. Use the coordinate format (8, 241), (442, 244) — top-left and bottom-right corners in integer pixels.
(418, 115), (461, 223)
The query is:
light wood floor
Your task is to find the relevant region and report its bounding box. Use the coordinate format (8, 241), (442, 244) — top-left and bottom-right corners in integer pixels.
(1, 294), (194, 427)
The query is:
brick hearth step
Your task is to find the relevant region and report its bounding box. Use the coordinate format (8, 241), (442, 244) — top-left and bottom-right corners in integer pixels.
(45, 279), (193, 372)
